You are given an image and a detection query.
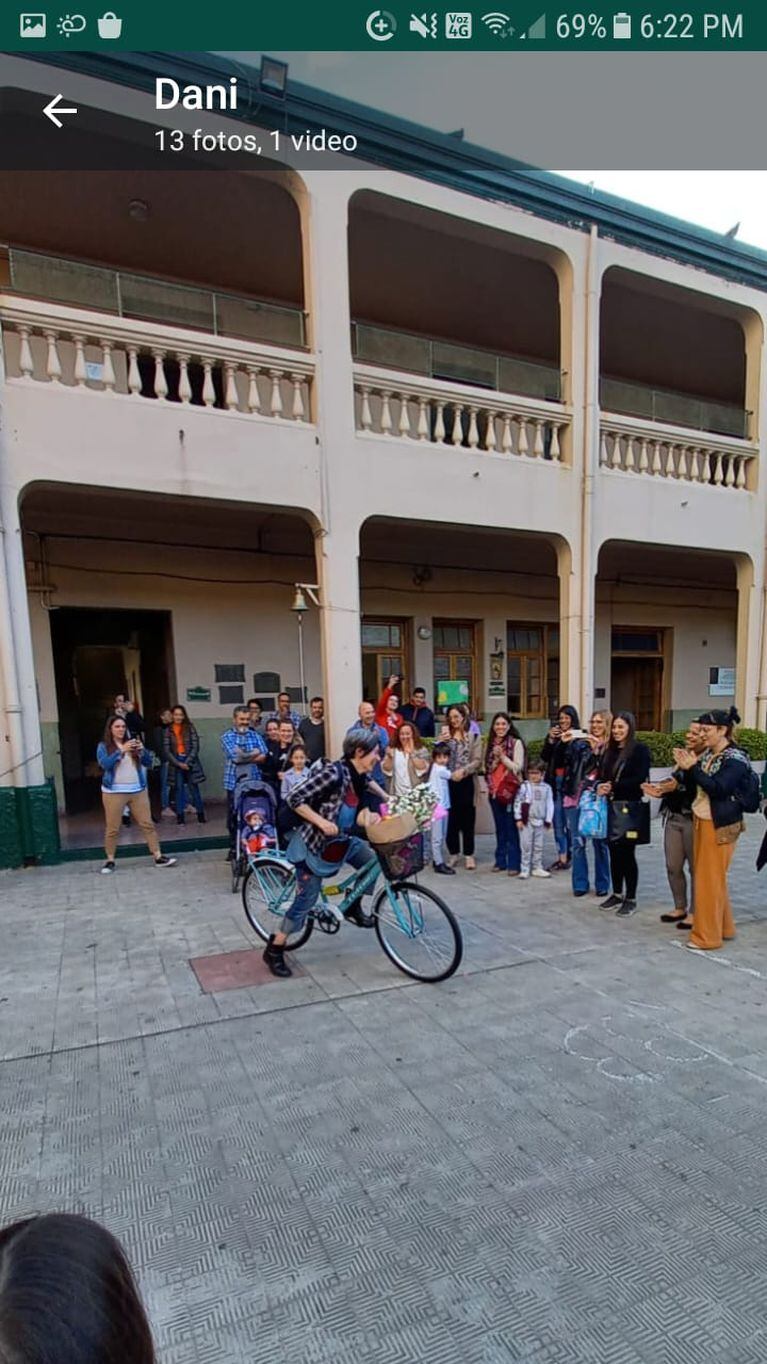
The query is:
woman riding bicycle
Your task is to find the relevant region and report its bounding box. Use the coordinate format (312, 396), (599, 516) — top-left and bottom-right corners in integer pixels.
(262, 728), (382, 978)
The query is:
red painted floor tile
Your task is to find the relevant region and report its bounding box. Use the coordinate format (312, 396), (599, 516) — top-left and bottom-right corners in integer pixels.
(190, 948), (305, 993)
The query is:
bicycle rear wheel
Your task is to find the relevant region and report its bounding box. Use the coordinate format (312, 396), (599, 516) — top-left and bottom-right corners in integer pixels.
(373, 880), (462, 982)
(242, 858), (312, 951)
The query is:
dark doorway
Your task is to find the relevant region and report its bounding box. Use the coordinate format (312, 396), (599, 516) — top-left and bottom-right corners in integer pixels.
(50, 607), (174, 813)
(611, 657), (663, 731)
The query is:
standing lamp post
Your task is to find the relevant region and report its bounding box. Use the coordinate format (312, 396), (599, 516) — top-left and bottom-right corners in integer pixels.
(291, 583), (320, 716)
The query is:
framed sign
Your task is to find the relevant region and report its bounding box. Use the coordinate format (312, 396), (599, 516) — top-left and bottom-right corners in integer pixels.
(709, 667), (735, 696)
(437, 679), (469, 707)
(186, 686), (211, 703)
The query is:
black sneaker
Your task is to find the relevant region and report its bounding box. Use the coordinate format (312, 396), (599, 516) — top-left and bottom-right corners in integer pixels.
(343, 901), (375, 929)
(600, 893), (623, 910)
(263, 934), (293, 978)
(100, 860), (116, 875)
(433, 862), (456, 876)
(616, 898), (637, 917)
(154, 855), (177, 868)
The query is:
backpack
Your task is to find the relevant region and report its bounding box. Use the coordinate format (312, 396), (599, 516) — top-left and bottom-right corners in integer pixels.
(737, 761), (761, 814)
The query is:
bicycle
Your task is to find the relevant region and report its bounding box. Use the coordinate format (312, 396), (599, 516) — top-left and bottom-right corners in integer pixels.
(241, 833), (463, 983)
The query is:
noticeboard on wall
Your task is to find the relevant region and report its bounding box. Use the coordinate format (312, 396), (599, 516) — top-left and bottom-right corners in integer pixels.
(437, 680), (470, 707)
(709, 667), (736, 697)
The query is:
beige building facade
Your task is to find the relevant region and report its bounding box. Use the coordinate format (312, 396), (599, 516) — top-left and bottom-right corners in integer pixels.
(0, 53), (765, 820)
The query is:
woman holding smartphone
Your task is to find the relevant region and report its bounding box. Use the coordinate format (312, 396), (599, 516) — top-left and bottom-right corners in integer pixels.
(97, 715), (177, 875)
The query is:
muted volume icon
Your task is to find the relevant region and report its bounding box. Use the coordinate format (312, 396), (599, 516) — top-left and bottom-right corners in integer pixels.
(410, 11), (437, 37)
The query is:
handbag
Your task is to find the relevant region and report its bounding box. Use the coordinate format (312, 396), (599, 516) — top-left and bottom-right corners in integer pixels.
(577, 789), (607, 840)
(488, 760), (520, 808)
(608, 798), (651, 845)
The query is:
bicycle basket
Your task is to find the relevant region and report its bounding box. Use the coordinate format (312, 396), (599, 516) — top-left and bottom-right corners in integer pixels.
(376, 831), (425, 882)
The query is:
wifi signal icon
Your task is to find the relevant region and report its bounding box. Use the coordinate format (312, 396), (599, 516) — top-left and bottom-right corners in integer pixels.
(481, 10), (512, 33)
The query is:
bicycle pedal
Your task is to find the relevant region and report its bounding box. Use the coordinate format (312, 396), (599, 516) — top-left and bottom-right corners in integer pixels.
(323, 885), (342, 897)
(316, 909), (341, 935)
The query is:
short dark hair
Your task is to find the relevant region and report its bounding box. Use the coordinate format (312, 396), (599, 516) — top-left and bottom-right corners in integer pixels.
(342, 728), (380, 761)
(247, 697), (262, 709)
(527, 760), (545, 774)
(413, 686), (426, 697)
(432, 741), (450, 759)
(0, 1213), (155, 1363)
(277, 691), (291, 703)
(310, 696), (324, 705)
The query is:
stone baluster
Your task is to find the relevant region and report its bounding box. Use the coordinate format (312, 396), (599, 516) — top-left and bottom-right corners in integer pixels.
(677, 447), (689, 480)
(100, 340), (116, 392)
(268, 370), (283, 418)
(550, 424), (561, 462)
(247, 368), (261, 414)
(736, 456), (747, 490)
(17, 325), (34, 379)
(624, 436), (636, 472)
(398, 393), (412, 439)
(417, 398), (430, 442)
(291, 375), (305, 422)
(666, 444), (677, 478)
(638, 438), (649, 474)
(202, 360), (216, 408)
(651, 441), (662, 476)
(224, 362), (239, 411)
(484, 411), (497, 453)
(467, 407), (479, 449)
(177, 356), (192, 404)
(451, 405), (464, 446)
(434, 403), (446, 443)
(127, 347), (141, 396)
(532, 419), (544, 459)
(599, 431), (609, 466)
(701, 450), (712, 483)
(380, 391), (393, 435)
(501, 414), (513, 454)
(517, 417), (529, 457)
(610, 433), (622, 469)
(713, 452), (724, 486)
(153, 350), (168, 401)
(72, 335), (87, 387)
(725, 454), (735, 488)
(689, 447), (701, 482)
(44, 330), (62, 384)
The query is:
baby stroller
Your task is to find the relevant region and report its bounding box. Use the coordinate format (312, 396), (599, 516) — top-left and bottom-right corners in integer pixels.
(231, 774), (278, 894)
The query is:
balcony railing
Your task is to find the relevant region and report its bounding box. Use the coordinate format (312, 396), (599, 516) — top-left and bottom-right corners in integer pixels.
(4, 248), (307, 350)
(600, 411), (757, 491)
(0, 297), (314, 423)
(352, 321), (562, 403)
(600, 376), (749, 440)
(354, 363), (571, 463)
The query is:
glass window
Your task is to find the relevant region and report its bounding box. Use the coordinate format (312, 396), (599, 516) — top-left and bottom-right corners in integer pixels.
(507, 623), (558, 718)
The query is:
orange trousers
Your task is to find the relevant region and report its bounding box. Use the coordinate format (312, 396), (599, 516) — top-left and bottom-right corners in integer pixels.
(689, 816), (736, 950)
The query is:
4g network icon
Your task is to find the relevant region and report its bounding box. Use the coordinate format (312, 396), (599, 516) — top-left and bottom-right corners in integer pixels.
(445, 11), (473, 37)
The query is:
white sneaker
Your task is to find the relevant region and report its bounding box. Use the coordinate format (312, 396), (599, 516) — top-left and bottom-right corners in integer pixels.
(532, 868), (551, 878)
(519, 870), (530, 879)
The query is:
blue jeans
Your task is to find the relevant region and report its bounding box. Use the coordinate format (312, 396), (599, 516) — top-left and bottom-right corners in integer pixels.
(489, 798), (521, 871)
(160, 761), (170, 809)
(552, 777), (570, 859)
(174, 768), (204, 820)
(283, 835), (375, 933)
(565, 805), (610, 894)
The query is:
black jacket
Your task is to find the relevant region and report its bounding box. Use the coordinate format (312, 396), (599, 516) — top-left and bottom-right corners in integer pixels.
(400, 703), (436, 739)
(674, 745), (749, 831)
(541, 733), (593, 798)
(601, 742), (651, 800)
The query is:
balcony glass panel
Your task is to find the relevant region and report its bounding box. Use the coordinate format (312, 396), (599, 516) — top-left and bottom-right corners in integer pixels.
(353, 323), (431, 374)
(353, 321), (562, 402)
(120, 275), (213, 332)
(601, 376), (748, 439)
(10, 249), (118, 312)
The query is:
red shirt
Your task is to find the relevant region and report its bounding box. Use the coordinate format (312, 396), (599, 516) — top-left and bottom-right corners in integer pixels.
(375, 687), (403, 735)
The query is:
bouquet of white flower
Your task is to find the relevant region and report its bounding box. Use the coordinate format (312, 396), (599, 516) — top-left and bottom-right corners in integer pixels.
(387, 784), (438, 830)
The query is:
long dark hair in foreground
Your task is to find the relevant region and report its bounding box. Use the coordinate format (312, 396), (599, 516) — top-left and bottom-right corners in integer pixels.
(0, 1213), (155, 1364)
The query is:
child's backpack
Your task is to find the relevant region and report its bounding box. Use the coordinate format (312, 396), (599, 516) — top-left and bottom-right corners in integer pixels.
(577, 788), (608, 840)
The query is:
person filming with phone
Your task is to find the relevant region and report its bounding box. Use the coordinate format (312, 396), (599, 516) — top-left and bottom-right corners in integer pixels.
(97, 715), (177, 875)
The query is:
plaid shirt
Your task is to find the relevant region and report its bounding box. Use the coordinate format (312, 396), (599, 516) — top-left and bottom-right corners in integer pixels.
(266, 708), (303, 729)
(220, 727), (266, 791)
(286, 759), (364, 855)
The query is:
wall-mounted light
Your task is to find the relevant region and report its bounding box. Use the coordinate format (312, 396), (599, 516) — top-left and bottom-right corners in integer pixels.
(260, 55), (289, 98)
(412, 565), (432, 587)
(128, 198), (150, 222)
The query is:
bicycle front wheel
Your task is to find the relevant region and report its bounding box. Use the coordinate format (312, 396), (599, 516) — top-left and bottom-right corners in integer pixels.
(373, 880), (463, 982)
(242, 858), (312, 951)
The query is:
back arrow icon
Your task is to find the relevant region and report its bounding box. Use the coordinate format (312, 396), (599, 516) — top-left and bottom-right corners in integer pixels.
(44, 94), (78, 128)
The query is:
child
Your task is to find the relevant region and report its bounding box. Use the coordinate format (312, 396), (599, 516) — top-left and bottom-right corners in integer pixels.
(280, 743), (309, 799)
(242, 807), (277, 857)
(514, 761), (554, 879)
(428, 741), (455, 875)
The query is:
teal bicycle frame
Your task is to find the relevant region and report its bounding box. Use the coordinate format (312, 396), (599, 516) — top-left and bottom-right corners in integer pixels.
(251, 851), (426, 937)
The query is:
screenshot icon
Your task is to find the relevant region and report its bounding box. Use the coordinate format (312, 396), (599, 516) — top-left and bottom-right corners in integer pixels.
(19, 12), (46, 37)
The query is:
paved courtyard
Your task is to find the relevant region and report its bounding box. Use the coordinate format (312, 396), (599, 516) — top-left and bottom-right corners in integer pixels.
(3, 821), (767, 1363)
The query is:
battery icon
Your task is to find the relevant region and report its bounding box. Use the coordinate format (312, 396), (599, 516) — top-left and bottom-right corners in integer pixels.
(613, 11), (632, 37)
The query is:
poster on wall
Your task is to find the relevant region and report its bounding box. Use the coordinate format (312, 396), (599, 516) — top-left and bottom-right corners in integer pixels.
(709, 667), (735, 697)
(489, 650), (505, 697)
(186, 686), (212, 703)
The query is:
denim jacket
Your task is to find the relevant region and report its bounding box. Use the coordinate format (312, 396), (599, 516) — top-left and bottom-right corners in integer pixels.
(97, 742), (154, 791)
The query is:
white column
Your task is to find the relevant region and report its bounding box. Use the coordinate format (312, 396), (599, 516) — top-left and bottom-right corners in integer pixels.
(302, 175), (364, 755)
(0, 488), (44, 787)
(736, 554), (761, 728)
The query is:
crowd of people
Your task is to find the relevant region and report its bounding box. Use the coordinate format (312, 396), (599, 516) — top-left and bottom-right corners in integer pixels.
(97, 680), (760, 959)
